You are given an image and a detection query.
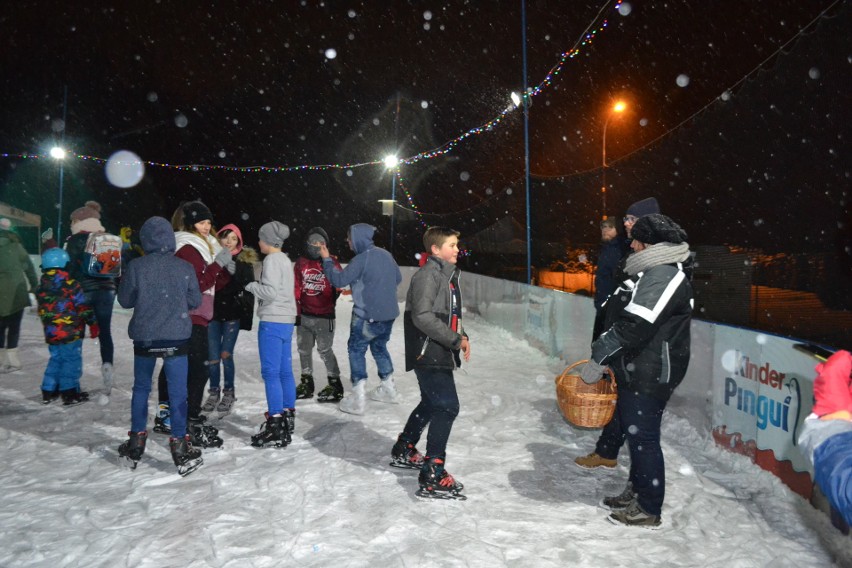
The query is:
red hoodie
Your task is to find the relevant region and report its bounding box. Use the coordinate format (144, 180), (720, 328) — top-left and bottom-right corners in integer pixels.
(294, 255), (341, 318)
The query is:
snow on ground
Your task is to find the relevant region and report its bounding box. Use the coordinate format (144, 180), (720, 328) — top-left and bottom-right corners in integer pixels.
(1, 297), (850, 568)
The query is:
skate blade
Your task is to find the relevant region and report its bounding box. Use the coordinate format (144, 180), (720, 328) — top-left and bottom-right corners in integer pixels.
(415, 488), (467, 501)
(177, 457), (203, 477)
(389, 460), (421, 470)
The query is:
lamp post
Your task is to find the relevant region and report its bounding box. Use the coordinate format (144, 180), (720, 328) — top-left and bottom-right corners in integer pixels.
(601, 100), (626, 220)
(380, 154), (399, 255)
(50, 145), (67, 242)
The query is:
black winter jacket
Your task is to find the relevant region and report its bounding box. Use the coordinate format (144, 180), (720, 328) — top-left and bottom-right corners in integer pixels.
(212, 248), (257, 330)
(592, 258), (693, 401)
(404, 256), (467, 372)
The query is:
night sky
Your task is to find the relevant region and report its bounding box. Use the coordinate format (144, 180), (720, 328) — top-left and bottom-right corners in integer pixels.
(1, 1), (848, 270)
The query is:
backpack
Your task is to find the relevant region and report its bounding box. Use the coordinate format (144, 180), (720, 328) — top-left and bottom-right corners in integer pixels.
(83, 232), (123, 278)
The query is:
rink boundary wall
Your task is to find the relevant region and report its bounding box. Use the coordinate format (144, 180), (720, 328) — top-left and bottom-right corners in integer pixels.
(400, 268), (823, 506)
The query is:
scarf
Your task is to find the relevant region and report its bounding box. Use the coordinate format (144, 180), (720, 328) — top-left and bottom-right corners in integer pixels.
(174, 230), (220, 264)
(625, 242), (690, 276)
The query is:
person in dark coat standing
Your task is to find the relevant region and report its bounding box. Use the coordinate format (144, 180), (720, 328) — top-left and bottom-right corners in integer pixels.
(579, 213), (694, 527)
(592, 217), (629, 340)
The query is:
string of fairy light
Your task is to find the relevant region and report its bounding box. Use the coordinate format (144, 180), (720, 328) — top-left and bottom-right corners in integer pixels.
(0, 0), (622, 175)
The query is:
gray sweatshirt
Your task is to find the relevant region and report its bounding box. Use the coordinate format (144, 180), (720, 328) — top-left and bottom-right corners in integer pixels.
(244, 251), (297, 324)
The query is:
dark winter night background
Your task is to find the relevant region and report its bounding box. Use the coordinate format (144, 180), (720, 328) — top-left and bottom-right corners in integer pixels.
(1, 1), (850, 341)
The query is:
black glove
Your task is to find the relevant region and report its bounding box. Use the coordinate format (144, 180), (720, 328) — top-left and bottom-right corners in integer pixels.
(214, 247), (232, 267)
(579, 360), (606, 384)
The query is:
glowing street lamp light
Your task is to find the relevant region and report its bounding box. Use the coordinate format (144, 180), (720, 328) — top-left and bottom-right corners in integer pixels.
(510, 91), (522, 108)
(49, 146), (66, 160)
(601, 100), (627, 220)
(50, 145), (68, 241)
(383, 154), (399, 169)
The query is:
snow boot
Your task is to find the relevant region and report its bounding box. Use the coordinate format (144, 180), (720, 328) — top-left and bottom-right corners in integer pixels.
(369, 376), (398, 404)
(339, 380), (366, 415)
(216, 389), (236, 416)
(118, 431), (148, 469)
(153, 402), (171, 434)
(295, 374), (315, 399)
(601, 483), (635, 511)
(390, 435), (425, 470)
(61, 389), (89, 406)
(201, 388), (221, 412)
(169, 435), (203, 477)
(250, 414), (290, 448)
(102, 363), (114, 395)
(417, 457), (465, 500)
(317, 375), (344, 403)
(607, 499), (661, 528)
(5, 348), (21, 373)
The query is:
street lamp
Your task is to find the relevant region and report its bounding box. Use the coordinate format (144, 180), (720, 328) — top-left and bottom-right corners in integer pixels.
(382, 154), (399, 255)
(601, 100), (626, 220)
(50, 146), (67, 242)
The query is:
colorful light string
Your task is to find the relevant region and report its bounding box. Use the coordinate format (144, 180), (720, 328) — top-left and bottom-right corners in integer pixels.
(0, 1), (622, 175)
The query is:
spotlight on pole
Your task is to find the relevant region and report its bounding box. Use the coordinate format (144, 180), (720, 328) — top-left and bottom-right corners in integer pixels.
(383, 154), (399, 169)
(50, 146), (66, 160)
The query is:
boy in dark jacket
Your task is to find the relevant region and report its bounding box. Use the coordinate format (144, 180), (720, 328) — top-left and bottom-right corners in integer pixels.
(293, 226), (344, 402)
(116, 216), (204, 476)
(393, 227), (471, 499)
(36, 248), (98, 405)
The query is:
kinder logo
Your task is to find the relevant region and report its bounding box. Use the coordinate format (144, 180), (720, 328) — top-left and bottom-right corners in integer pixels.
(722, 351), (802, 439)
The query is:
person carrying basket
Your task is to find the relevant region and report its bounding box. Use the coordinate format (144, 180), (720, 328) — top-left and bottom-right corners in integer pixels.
(577, 214), (694, 527)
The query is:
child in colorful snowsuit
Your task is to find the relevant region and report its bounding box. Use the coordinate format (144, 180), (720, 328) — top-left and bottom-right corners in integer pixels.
(116, 216), (204, 475)
(245, 221), (298, 448)
(293, 226), (344, 403)
(395, 227), (471, 499)
(36, 248), (98, 405)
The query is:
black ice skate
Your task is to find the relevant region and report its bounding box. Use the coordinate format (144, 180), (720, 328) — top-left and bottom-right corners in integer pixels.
(153, 403), (171, 434)
(169, 435), (203, 477)
(61, 389), (89, 406)
(390, 435), (425, 470)
(118, 431), (148, 470)
(284, 409), (295, 435)
(188, 416), (223, 449)
(250, 414), (290, 448)
(416, 457), (466, 500)
(41, 389), (60, 405)
(316, 376), (344, 403)
(295, 374), (314, 400)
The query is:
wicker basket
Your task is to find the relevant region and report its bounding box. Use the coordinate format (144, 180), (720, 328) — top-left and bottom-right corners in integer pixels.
(555, 359), (617, 428)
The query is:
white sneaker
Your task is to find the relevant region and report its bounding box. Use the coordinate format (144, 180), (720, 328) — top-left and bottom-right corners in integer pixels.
(339, 381), (366, 415)
(102, 363), (114, 395)
(369, 378), (398, 404)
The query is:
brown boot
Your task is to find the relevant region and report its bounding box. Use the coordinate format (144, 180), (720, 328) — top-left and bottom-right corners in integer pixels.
(574, 452), (617, 469)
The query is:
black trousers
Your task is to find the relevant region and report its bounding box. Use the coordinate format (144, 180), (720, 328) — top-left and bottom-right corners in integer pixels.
(159, 324), (208, 418)
(400, 367), (460, 461)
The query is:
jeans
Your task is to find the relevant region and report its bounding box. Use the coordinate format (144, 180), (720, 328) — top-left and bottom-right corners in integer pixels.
(347, 315), (394, 384)
(611, 389), (668, 516)
(85, 288), (115, 365)
(132, 354), (189, 438)
(296, 315), (340, 378)
(258, 321), (295, 415)
(208, 320), (240, 390)
(400, 368), (460, 461)
(158, 324), (208, 418)
(41, 341), (83, 392)
(0, 309), (24, 348)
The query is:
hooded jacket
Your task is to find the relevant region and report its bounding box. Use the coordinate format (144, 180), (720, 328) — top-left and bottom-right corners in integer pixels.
(0, 229), (37, 317)
(117, 217), (202, 342)
(404, 256), (467, 371)
(294, 226), (341, 318)
(321, 223), (401, 322)
(213, 227), (258, 330)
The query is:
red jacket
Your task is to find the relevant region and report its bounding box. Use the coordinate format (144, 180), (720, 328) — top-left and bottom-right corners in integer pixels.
(175, 245), (230, 326)
(294, 255), (341, 318)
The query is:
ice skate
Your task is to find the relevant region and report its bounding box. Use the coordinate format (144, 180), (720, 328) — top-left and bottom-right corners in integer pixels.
(153, 402), (171, 434)
(41, 389), (60, 405)
(101, 363), (114, 395)
(295, 374), (314, 400)
(416, 457), (466, 500)
(216, 389), (236, 418)
(339, 380), (366, 415)
(316, 375), (344, 403)
(284, 408), (295, 435)
(250, 414), (290, 448)
(369, 376), (398, 404)
(118, 431), (147, 470)
(201, 388), (221, 413)
(390, 435), (425, 470)
(169, 435), (203, 477)
(188, 415), (223, 449)
(61, 389), (89, 406)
